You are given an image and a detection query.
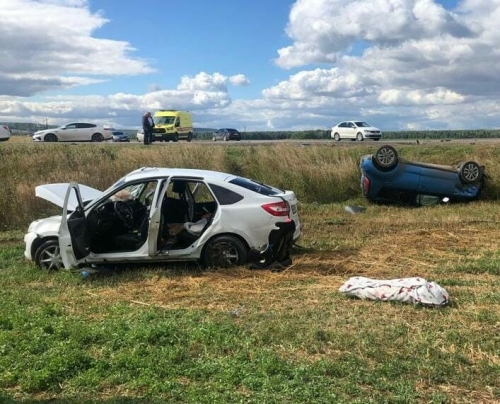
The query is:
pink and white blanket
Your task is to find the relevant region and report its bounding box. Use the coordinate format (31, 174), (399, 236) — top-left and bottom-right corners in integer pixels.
(339, 276), (449, 306)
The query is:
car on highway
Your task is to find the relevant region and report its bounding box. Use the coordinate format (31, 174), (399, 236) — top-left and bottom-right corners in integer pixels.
(0, 125), (11, 141)
(136, 129), (144, 142)
(360, 145), (485, 206)
(32, 123), (112, 142)
(24, 167), (301, 270)
(111, 131), (130, 142)
(331, 121), (382, 141)
(212, 128), (242, 141)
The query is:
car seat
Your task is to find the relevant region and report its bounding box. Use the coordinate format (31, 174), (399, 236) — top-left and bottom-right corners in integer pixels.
(113, 214), (149, 251)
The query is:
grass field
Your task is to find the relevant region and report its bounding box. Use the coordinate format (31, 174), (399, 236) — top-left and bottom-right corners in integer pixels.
(0, 141), (499, 403)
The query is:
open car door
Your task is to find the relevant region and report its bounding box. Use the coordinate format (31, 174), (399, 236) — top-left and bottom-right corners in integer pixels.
(58, 183), (91, 269)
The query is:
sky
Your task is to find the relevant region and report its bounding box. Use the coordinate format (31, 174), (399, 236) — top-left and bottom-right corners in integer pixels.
(1, 0), (499, 131)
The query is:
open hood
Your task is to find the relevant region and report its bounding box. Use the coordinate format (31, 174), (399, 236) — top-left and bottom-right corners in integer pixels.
(35, 183), (103, 210)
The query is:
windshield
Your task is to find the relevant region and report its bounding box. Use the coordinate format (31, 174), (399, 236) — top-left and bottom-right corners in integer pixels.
(229, 177), (284, 196)
(354, 122), (372, 127)
(155, 116), (175, 125)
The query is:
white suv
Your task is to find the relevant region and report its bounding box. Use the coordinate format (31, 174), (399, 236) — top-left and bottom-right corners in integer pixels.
(0, 125), (11, 141)
(33, 123), (112, 142)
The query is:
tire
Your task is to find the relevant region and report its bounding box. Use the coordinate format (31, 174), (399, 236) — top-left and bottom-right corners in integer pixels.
(459, 161), (482, 184)
(187, 132), (193, 142)
(173, 133), (179, 142)
(44, 133), (57, 142)
(356, 132), (364, 141)
(202, 235), (247, 268)
(92, 133), (104, 142)
(374, 138), (380, 141)
(333, 133), (340, 141)
(374, 145), (398, 169)
(34, 239), (63, 271)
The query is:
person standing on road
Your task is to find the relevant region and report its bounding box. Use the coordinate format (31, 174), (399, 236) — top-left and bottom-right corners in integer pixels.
(142, 111), (155, 145)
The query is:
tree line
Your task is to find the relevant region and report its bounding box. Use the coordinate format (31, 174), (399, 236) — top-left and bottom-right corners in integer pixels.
(196, 129), (500, 140)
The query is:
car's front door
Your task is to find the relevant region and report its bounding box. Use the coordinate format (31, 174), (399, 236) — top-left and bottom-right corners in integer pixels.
(57, 123), (79, 141)
(58, 183), (90, 268)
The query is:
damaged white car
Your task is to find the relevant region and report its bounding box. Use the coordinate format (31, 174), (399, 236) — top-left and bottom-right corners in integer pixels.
(24, 168), (301, 270)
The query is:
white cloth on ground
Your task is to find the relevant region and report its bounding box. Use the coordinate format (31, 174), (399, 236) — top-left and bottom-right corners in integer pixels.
(339, 276), (449, 306)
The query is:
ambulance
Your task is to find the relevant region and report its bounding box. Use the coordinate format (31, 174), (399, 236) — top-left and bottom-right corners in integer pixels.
(152, 110), (193, 142)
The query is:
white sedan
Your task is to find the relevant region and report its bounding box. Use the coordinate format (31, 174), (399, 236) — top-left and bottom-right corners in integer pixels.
(0, 124), (11, 141)
(32, 123), (112, 142)
(331, 121), (382, 141)
(24, 168), (301, 270)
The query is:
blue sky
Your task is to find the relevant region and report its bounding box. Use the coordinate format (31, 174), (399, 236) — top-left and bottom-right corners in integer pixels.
(1, 0), (500, 131)
(87, 0), (295, 100)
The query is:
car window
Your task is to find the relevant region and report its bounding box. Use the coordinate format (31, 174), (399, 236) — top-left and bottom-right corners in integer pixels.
(187, 182), (214, 203)
(208, 183), (244, 205)
(110, 181), (157, 203)
(229, 177), (283, 196)
(354, 122), (370, 127)
(338, 122), (346, 128)
(65, 124), (78, 129)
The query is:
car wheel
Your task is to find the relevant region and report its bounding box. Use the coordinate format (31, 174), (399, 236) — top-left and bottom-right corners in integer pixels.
(34, 239), (63, 271)
(44, 134), (57, 142)
(356, 132), (364, 141)
(333, 133), (340, 141)
(459, 161), (482, 183)
(173, 133), (179, 142)
(187, 132), (193, 142)
(92, 133), (104, 142)
(374, 138), (380, 141)
(202, 235), (247, 268)
(374, 145), (398, 169)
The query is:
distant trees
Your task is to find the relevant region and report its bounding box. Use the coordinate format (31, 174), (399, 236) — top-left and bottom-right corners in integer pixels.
(196, 129), (500, 141)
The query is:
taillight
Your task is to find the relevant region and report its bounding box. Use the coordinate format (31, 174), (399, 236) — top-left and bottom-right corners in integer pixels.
(261, 201), (289, 216)
(362, 176), (370, 195)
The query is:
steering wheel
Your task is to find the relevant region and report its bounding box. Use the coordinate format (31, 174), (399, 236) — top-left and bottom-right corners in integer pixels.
(114, 201), (134, 229)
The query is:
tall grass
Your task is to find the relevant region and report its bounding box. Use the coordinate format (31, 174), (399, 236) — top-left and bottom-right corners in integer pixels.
(1, 142), (499, 229)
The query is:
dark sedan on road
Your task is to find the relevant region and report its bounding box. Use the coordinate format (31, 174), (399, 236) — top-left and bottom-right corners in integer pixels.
(212, 128), (242, 141)
(360, 145), (485, 206)
(111, 131), (130, 142)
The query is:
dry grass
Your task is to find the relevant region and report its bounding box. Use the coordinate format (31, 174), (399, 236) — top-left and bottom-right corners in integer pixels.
(2, 140), (500, 402)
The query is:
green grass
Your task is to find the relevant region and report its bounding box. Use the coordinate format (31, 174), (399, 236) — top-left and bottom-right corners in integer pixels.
(1, 142), (500, 402)
(1, 200), (500, 402)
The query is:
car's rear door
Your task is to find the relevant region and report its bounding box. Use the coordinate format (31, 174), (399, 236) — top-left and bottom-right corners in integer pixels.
(58, 183), (91, 268)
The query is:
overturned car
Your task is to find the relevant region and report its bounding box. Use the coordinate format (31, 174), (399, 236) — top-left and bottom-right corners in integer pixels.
(360, 145), (484, 206)
(24, 168), (301, 270)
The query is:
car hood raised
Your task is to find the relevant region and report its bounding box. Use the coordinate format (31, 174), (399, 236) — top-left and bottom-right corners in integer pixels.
(35, 183), (103, 210)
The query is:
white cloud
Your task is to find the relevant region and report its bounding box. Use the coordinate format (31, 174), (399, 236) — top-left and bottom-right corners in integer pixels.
(0, 0), (153, 97)
(229, 74), (250, 86)
(276, 0), (471, 68)
(2, 0), (500, 131)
